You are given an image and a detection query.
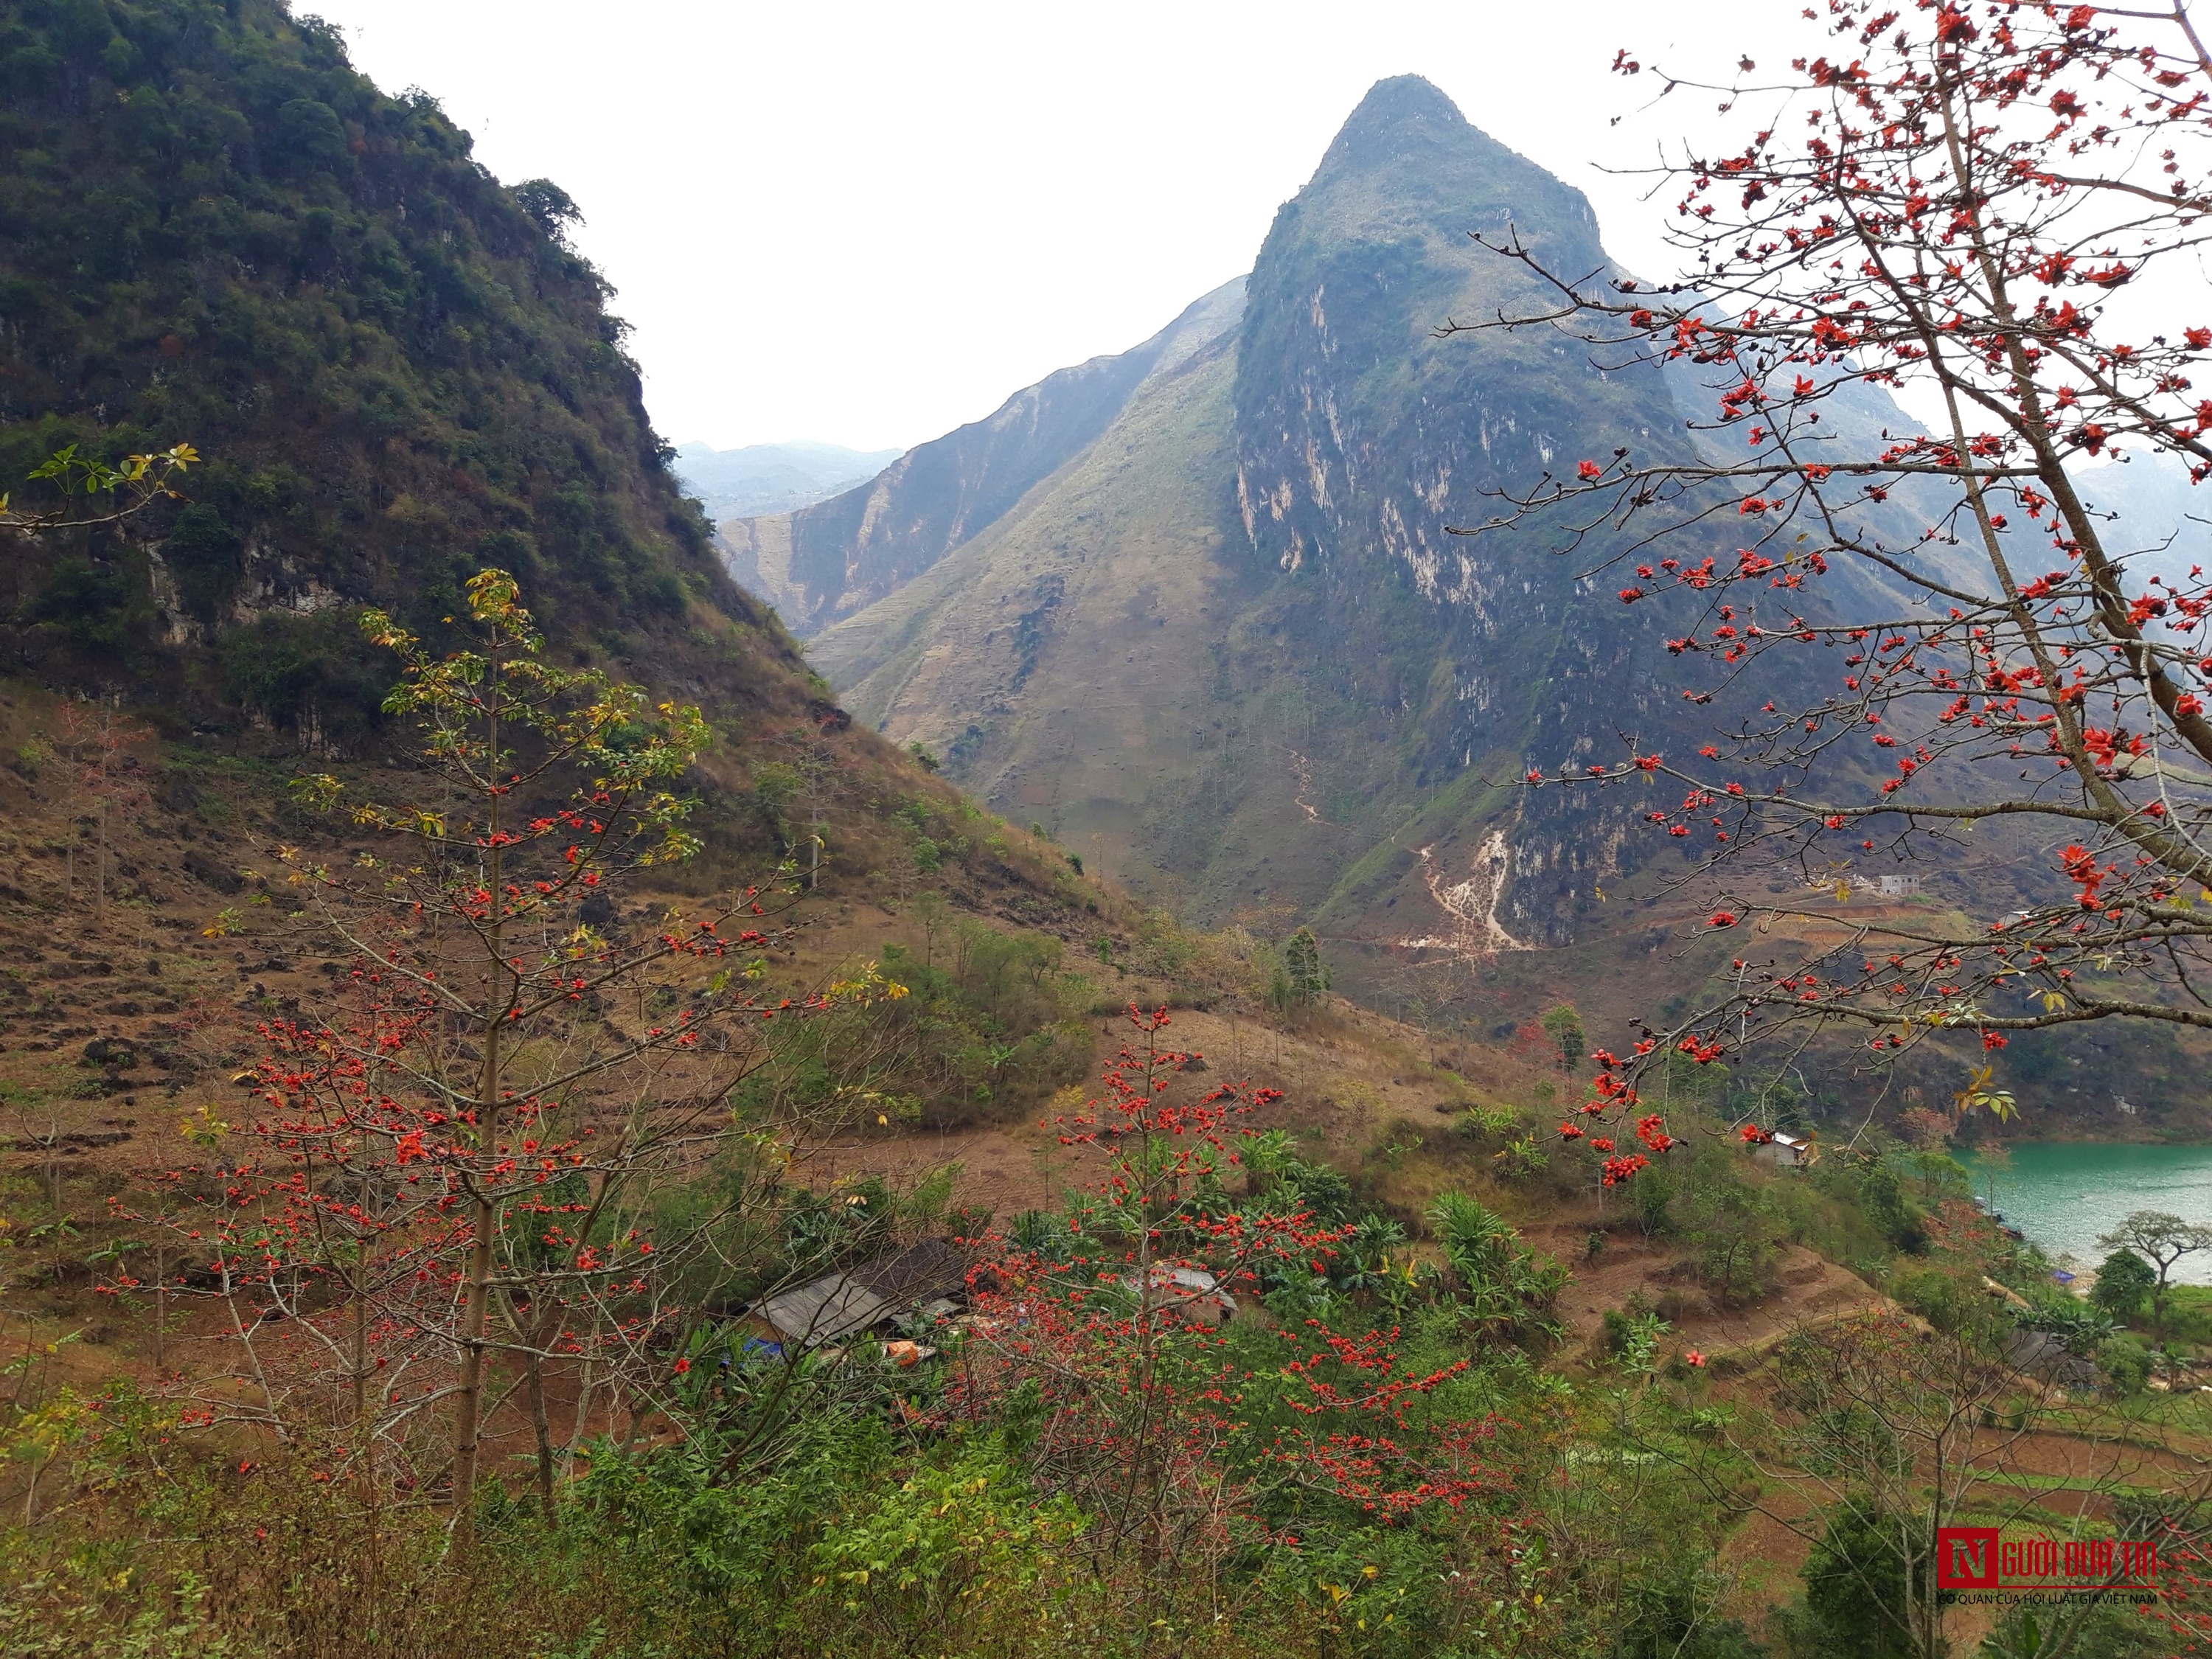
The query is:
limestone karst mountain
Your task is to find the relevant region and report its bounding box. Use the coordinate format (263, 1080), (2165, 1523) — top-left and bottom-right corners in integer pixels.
(747, 74), (2199, 1121)
(793, 77), (1725, 962)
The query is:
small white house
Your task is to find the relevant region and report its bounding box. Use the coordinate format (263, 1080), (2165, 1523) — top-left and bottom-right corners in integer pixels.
(1753, 1130), (1815, 1169)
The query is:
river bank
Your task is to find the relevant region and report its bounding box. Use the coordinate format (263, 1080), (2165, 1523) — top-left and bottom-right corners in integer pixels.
(1957, 1142), (2212, 1284)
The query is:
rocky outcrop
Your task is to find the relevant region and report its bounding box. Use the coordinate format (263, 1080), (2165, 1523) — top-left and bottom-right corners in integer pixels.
(1225, 76), (1719, 944)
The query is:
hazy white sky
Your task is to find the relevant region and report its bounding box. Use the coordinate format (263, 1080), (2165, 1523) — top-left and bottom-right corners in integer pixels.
(307, 1), (1806, 453)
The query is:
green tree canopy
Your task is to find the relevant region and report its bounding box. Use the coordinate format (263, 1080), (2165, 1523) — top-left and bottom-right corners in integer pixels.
(2090, 1248), (2158, 1322)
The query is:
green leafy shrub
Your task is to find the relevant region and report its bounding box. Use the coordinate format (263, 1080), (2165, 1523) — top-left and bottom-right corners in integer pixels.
(2099, 1332), (2154, 1395)
(2092, 1248), (2157, 1322)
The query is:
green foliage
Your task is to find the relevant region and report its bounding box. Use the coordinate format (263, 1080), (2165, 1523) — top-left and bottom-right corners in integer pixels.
(751, 761), (803, 852)
(1428, 1190), (1569, 1338)
(1265, 925), (1329, 1015)
(811, 1445), (1082, 1631)
(512, 178), (582, 240)
(0, 0), (739, 726)
(1542, 1003), (1586, 1076)
(1898, 1148), (1972, 1206)
(1983, 1601), (2173, 1659)
(1813, 1155), (1933, 1256)
(218, 608), (390, 741)
(2098, 1332), (2154, 1396)
(2015, 1301), (2115, 1359)
(1785, 1498), (1924, 1659)
(774, 925), (1089, 1127)
(1603, 1300), (1674, 1376)
(1632, 1161), (1677, 1237)
(2090, 1248), (2157, 1321)
(1887, 1266), (2007, 1342)
(1683, 1164), (1784, 1306)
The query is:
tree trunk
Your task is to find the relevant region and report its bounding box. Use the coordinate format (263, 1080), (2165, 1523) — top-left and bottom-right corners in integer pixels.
(352, 1275), (369, 1426)
(451, 656), (505, 1528)
(525, 1342), (554, 1523)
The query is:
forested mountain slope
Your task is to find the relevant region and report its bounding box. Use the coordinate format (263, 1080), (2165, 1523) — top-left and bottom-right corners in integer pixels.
(0, 0), (1174, 1147)
(0, 0), (808, 751)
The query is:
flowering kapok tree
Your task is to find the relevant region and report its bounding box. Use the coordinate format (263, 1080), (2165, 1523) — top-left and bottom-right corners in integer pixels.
(1450, 1), (2212, 1144)
(108, 571), (895, 1523)
(953, 1009), (1498, 1627)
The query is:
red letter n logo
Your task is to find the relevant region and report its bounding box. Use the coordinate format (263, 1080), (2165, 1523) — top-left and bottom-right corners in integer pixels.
(1938, 1526), (2000, 1589)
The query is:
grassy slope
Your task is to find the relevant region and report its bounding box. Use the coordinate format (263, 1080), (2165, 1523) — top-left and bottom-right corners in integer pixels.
(0, 0), (1334, 1242)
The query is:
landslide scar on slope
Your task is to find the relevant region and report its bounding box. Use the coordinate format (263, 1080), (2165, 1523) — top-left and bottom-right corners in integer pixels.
(1398, 830), (1531, 957)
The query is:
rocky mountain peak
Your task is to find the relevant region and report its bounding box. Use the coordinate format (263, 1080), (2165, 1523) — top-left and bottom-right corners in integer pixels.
(1318, 74), (1476, 170)
(1292, 74), (1596, 254)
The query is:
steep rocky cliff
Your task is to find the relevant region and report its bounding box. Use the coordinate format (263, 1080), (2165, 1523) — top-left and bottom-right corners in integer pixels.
(813, 77), (1737, 954)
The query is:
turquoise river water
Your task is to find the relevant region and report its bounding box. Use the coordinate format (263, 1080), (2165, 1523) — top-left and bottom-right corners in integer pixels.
(1956, 1142), (2212, 1284)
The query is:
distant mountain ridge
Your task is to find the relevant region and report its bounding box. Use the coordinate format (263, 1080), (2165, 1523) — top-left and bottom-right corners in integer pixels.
(675, 440), (902, 520)
(719, 278), (1246, 634)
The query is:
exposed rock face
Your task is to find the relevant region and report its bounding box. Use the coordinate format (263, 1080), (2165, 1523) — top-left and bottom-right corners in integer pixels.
(806, 78), (1877, 973)
(721, 279), (1246, 633)
(799, 78), (1737, 950)
(1222, 75), (1722, 945)
(1236, 74), (1619, 586)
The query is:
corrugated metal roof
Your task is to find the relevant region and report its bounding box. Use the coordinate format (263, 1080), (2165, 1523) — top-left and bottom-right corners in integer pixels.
(757, 1274), (891, 1346)
(755, 1239), (971, 1348)
(858, 1238), (967, 1303)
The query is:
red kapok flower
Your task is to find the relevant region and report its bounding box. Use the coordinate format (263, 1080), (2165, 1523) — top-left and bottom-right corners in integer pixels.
(673, 1357), (692, 1374)
(1686, 1349), (1707, 1368)
(1708, 911), (1737, 928)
